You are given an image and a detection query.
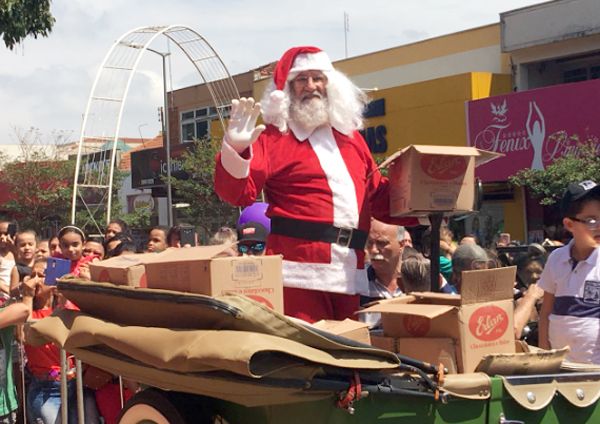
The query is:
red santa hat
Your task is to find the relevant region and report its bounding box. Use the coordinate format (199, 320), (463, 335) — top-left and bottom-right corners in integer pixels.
(272, 46), (334, 90)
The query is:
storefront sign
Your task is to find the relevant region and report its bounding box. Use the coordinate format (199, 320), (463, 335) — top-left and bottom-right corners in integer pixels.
(361, 98), (388, 153)
(466, 78), (600, 182)
(131, 146), (189, 189)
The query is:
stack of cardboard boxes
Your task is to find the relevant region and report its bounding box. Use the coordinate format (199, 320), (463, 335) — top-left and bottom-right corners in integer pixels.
(363, 267), (517, 373)
(90, 245), (284, 313)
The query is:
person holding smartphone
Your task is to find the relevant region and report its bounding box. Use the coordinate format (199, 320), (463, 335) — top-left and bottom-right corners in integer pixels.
(23, 257), (100, 423)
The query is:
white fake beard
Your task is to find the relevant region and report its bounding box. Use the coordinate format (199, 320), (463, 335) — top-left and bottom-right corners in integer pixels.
(289, 95), (330, 132)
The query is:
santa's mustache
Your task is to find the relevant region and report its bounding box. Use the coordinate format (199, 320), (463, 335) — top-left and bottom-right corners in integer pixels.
(301, 92), (324, 101)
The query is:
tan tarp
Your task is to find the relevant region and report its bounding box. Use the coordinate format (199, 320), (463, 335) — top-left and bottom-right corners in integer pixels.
(28, 279), (493, 407)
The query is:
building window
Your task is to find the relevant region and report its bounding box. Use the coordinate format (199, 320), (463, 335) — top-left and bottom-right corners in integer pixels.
(563, 68), (587, 83)
(180, 106), (228, 143)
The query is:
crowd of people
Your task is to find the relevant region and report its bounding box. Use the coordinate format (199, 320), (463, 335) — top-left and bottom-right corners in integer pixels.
(0, 212), (273, 423)
(0, 177), (597, 421)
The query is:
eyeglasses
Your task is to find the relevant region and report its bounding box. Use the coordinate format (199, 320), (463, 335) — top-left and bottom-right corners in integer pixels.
(238, 242), (266, 254)
(292, 73), (327, 86)
(569, 216), (600, 230)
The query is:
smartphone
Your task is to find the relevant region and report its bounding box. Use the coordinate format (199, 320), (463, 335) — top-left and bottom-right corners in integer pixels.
(180, 225), (196, 247)
(7, 223), (17, 238)
(45, 257), (71, 286)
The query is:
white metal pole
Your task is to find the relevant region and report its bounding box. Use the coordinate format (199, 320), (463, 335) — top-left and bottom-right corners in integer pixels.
(76, 359), (85, 423)
(60, 349), (68, 423)
(163, 53), (173, 227)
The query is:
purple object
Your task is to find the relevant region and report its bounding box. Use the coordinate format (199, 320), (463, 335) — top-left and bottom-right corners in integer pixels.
(238, 202), (271, 232)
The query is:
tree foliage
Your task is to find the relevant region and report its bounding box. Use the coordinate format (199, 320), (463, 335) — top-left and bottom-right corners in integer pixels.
(119, 205), (152, 230)
(0, 127), (73, 233)
(167, 138), (238, 237)
(509, 143), (600, 205)
(0, 0), (55, 50)
(0, 152), (74, 233)
(0, 127), (133, 237)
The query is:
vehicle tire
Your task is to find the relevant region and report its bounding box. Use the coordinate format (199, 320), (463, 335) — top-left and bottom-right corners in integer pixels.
(117, 388), (213, 424)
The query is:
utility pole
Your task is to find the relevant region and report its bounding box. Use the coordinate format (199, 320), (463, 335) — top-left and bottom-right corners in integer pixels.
(344, 12), (349, 58)
(147, 47), (173, 227)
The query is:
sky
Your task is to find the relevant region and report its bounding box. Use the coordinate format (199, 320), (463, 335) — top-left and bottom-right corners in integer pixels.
(0, 0), (546, 145)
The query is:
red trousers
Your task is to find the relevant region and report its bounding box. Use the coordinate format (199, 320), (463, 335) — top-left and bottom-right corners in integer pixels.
(283, 287), (360, 323)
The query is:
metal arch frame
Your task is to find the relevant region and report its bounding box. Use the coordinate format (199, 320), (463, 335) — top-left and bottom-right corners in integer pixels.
(71, 25), (239, 229)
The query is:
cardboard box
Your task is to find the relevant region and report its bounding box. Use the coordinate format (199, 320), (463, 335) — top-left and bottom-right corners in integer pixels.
(361, 267), (516, 373)
(397, 338), (458, 374)
(89, 253), (157, 287)
(312, 319), (371, 345)
(383, 145), (500, 217)
(370, 334), (397, 352)
(144, 246), (284, 313)
(369, 335), (458, 374)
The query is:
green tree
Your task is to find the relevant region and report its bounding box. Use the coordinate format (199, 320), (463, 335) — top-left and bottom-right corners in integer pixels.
(0, 127), (74, 232)
(0, 151), (74, 232)
(167, 138), (238, 237)
(0, 0), (55, 50)
(119, 206), (152, 230)
(509, 142), (600, 205)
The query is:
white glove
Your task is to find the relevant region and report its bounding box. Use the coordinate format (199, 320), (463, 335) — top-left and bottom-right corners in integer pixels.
(225, 97), (266, 154)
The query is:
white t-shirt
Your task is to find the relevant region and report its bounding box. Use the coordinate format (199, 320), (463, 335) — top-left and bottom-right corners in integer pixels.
(538, 241), (600, 363)
(0, 257), (15, 288)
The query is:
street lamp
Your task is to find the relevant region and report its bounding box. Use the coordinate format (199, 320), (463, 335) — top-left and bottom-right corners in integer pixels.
(118, 41), (174, 226)
(146, 47), (173, 227)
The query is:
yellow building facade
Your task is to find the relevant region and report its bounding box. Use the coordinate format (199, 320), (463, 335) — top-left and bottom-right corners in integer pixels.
(253, 24), (525, 243)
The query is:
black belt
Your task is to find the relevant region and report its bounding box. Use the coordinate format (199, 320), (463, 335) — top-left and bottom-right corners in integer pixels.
(270, 217), (367, 250)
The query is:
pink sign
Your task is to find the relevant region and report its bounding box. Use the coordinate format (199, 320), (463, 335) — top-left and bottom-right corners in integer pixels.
(466, 79), (600, 182)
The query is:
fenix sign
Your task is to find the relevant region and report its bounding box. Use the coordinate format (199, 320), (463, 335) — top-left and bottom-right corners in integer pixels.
(466, 78), (600, 182)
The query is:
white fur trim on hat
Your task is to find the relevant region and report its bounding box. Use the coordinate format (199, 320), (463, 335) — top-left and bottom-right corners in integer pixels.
(287, 51), (333, 80)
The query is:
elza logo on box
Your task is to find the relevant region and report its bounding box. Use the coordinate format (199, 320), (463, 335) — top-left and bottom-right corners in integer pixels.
(403, 315), (431, 337)
(420, 155), (468, 180)
(468, 305), (508, 342)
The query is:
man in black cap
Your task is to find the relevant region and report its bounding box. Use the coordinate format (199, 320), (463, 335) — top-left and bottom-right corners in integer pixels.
(237, 222), (268, 256)
(538, 180), (600, 363)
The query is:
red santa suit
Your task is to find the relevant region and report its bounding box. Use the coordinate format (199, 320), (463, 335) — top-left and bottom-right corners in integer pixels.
(216, 121), (410, 293)
(215, 46), (415, 321)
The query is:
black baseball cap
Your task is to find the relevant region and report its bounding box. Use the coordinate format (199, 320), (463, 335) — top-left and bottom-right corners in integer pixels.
(560, 180), (600, 216)
(237, 222), (269, 243)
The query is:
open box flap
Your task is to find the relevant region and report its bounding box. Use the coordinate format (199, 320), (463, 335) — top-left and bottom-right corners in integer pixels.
(144, 244), (234, 264)
(460, 266), (516, 305)
(359, 295), (417, 309)
(410, 291), (462, 306)
(92, 252), (157, 268)
(359, 303), (455, 319)
(377, 144), (503, 170)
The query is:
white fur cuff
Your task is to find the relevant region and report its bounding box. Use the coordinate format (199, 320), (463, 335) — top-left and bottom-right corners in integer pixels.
(220, 140), (252, 179)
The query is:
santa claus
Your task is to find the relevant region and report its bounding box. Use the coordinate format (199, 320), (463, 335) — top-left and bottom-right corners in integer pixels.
(215, 46), (413, 322)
